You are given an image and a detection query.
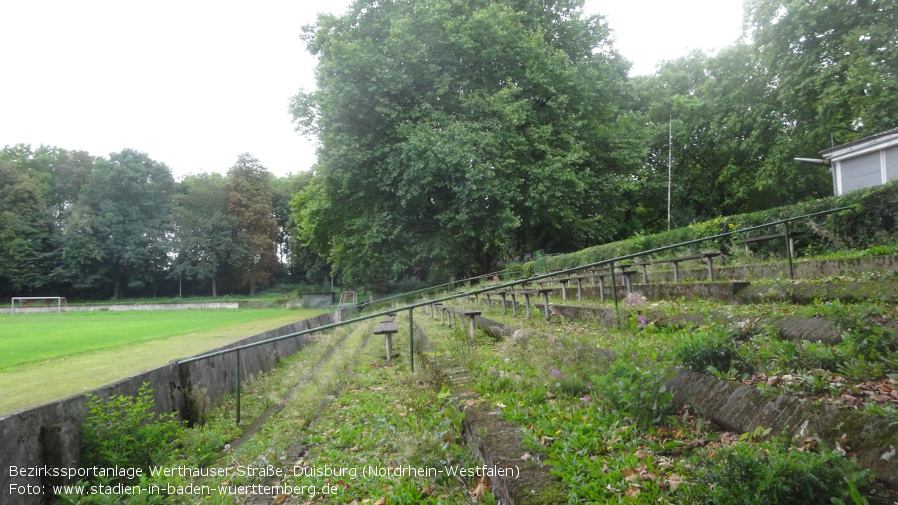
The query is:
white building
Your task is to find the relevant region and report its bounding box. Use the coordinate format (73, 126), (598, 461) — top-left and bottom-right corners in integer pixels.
(820, 127), (898, 195)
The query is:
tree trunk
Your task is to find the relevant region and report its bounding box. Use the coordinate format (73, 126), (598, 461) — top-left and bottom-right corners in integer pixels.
(212, 277), (218, 298)
(113, 265), (121, 300)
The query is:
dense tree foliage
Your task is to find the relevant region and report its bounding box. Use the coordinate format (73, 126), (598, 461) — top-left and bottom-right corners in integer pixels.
(224, 154), (279, 296)
(3, 0), (895, 296)
(627, 0), (897, 233)
(291, 0), (634, 284)
(0, 146), (299, 300)
(170, 173), (233, 297)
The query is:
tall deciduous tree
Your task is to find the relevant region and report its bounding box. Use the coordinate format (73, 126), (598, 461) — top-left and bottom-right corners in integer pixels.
(61, 149), (174, 298)
(0, 160), (54, 294)
(224, 154), (278, 296)
(746, 0), (898, 165)
(171, 173), (234, 297)
(292, 0), (632, 284)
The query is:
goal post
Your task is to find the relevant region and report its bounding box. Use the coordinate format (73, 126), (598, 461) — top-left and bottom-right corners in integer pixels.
(11, 297), (67, 316)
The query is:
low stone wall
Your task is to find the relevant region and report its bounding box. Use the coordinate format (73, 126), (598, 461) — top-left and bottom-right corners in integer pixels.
(535, 281), (750, 304)
(0, 302), (240, 315)
(668, 370), (898, 487)
(0, 309), (349, 505)
(636, 254), (898, 284)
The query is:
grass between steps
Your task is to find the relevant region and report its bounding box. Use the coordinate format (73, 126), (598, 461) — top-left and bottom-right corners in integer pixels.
(65, 316), (486, 504)
(419, 298), (897, 504)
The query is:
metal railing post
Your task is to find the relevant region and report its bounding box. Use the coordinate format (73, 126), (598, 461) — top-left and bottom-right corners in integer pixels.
(785, 221), (794, 280)
(609, 260), (618, 311)
(235, 349), (241, 426)
(408, 308), (414, 372)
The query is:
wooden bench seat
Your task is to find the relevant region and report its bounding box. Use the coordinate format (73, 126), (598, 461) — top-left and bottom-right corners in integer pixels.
(635, 251), (722, 283)
(373, 320), (400, 363)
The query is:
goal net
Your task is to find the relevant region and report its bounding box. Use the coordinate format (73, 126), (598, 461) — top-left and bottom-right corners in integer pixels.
(10, 297), (67, 316)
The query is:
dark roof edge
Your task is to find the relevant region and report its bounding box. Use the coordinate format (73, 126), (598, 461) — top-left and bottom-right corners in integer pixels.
(820, 126), (898, 156)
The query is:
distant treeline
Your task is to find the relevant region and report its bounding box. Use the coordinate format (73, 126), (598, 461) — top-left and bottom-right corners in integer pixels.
(0, 146), (328, 300)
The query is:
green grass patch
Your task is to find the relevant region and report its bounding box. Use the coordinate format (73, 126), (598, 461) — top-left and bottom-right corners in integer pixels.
(0, 309), (324, 371)
(0, 309), (326, 415)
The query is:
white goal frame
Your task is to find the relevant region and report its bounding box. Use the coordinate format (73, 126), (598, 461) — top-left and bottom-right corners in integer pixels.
(11, 297), (67, 316)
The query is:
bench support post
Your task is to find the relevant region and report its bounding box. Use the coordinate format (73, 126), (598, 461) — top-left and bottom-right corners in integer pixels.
(500, 292), (507, 314)
(598, 276), (606, 303)
(523, 293), (532, 319)
(673, 262), (680, 283)
(510, 293), (517, 316)
(576, 279), (583, 302)
(640, 264), (648, 284)
(560, 283), (567, 302)
(541, 291), (550, 322)
(469, 315), (476, 342)
(705, 256), (715, 281)
(385, 333), (393, 364)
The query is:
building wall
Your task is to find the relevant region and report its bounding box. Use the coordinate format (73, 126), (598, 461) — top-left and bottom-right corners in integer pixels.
(838, 150), (882, 193)
(887, 146), (898, 182)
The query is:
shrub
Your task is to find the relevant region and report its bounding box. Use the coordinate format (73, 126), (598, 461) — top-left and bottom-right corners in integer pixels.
(541, 180), (898, 271)
(691, 438), (872, 505)
(502, 262), (523, 280)
(81, 383), (184, 476)
(675, 326), (751, 375)
(592, 356), (674, 429)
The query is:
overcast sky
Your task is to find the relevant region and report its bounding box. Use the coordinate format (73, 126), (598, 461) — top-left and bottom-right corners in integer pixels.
(0, 0), (744, 179)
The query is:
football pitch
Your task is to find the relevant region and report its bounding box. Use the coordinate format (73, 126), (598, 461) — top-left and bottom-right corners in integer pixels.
(0, 308), (327, 415)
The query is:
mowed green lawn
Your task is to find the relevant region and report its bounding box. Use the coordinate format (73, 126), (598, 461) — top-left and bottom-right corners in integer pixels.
(0, 308), (327, 415)
(0, 309), (324, 371)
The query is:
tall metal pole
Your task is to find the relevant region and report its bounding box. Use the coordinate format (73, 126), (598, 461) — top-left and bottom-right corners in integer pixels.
(668, 115), (673, 232)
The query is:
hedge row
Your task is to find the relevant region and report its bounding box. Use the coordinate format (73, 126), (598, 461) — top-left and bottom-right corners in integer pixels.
(524, 181), (898, 275)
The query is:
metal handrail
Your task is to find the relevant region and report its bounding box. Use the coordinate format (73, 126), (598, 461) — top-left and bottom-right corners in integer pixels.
(357, 267), (516, 308)
(178, 205), (852, 424)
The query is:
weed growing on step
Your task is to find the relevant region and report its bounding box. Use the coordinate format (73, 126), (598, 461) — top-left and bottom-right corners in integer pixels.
(592, 356), (675, 429)
(64, 383), (242, 504)
(687, 436), (873, 505)
(674, 324), (752, 376)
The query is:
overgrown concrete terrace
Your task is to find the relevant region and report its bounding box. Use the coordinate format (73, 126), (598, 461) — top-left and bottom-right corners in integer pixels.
(424, 253), (898, 498)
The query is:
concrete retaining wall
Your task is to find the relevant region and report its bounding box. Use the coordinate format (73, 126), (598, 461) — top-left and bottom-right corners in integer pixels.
(636, 254), (898, 284)
(0, 308), (352, 505)
(668, 369), (898, 487)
